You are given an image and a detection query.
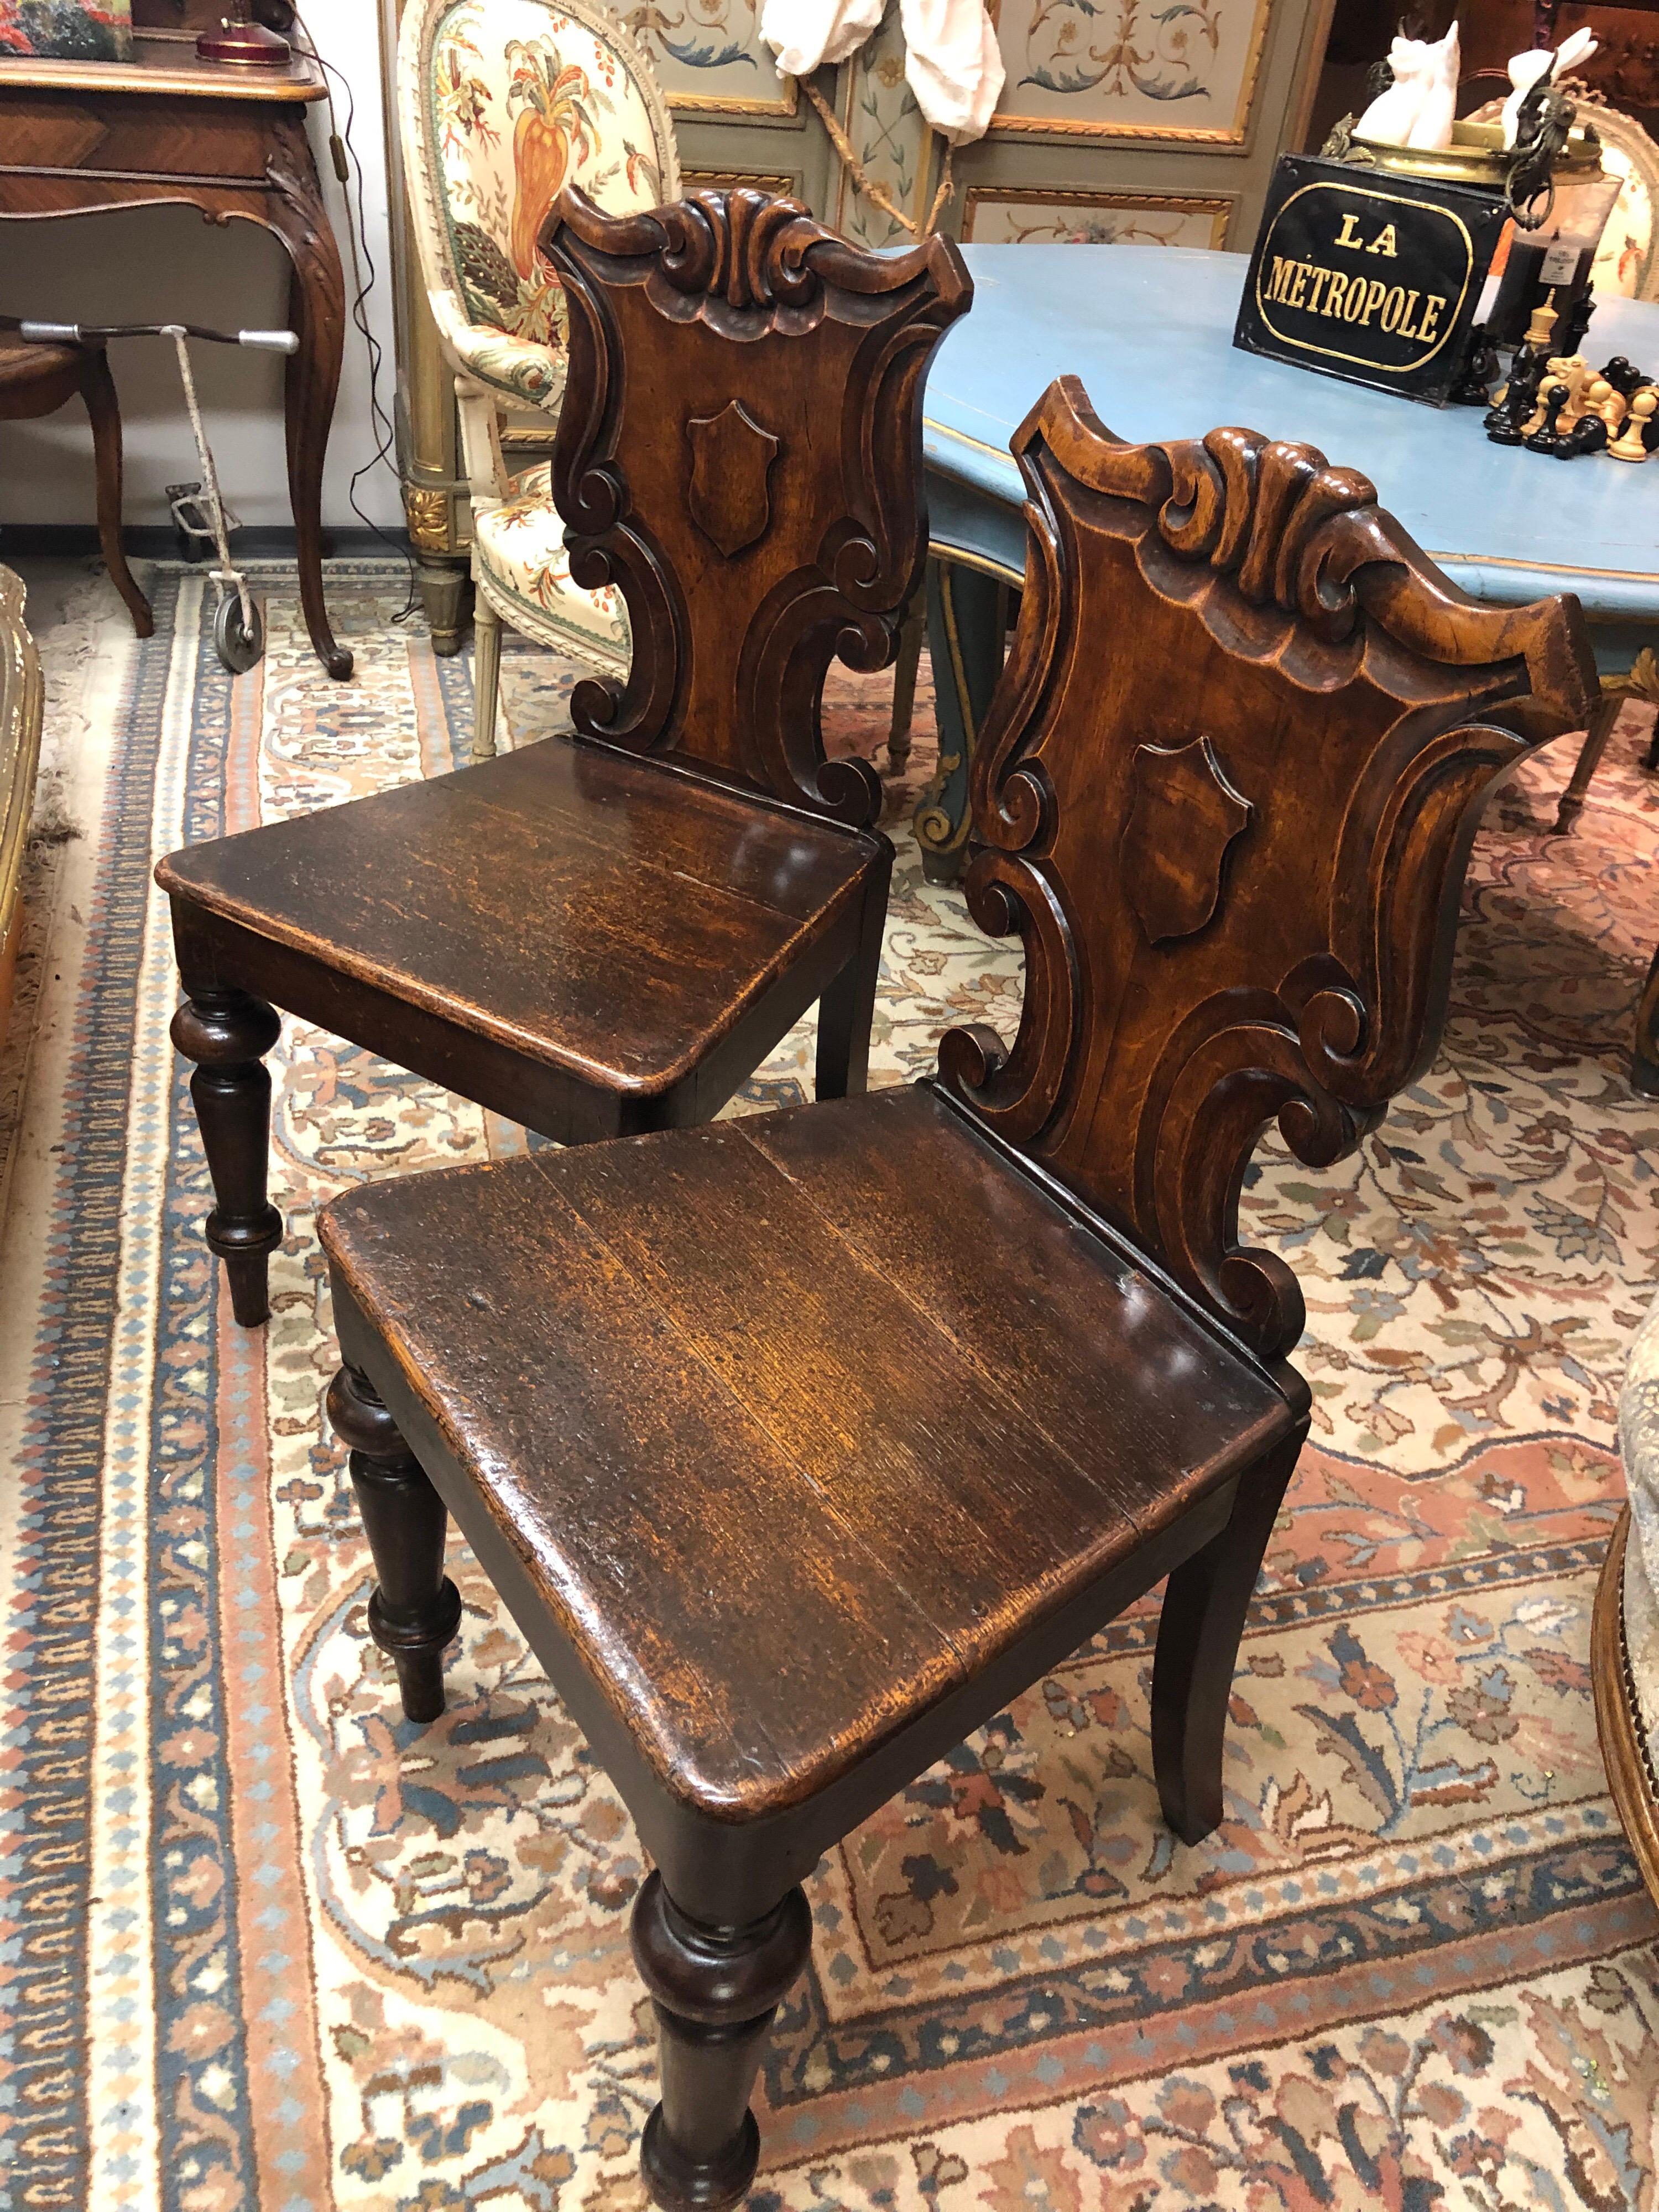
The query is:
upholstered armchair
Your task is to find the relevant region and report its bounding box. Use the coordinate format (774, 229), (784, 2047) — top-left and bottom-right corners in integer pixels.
(398, 0), (679, 760)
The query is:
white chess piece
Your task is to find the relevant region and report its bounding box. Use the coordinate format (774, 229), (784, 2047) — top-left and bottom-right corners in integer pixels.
(1501, 27), (1598, 148)
(1406, 22), (1460, 150)
(1355, 35), (1433, 145)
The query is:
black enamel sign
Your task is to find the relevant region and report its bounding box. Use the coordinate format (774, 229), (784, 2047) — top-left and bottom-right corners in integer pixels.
(1235, 155), (1511, 405)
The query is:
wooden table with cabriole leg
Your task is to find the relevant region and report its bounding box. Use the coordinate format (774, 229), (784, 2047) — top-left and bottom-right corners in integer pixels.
(0, 32), (353, 679)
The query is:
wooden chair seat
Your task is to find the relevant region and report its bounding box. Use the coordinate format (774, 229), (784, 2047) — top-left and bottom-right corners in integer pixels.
(323, 1081), (1297, 1824)
(158, 738), (878, 1125)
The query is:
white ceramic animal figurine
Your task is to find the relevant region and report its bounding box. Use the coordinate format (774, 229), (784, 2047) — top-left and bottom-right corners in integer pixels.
(1501, 26), (1598, 148)
(1406, 22), (1460, 150)
(1355, 34), (1434, 145)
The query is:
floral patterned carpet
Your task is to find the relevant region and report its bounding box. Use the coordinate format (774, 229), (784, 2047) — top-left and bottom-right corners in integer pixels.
(3, 559), (1658, 2212)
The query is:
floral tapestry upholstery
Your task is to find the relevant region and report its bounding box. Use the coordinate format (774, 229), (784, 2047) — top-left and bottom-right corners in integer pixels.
(1622, 1292), (1659, 1765)
(405, 0), (677, 412)
(473, 461), (628, 673)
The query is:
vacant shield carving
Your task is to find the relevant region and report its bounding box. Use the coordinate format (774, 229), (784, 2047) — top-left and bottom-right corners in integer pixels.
(1120, 736), (1254, 946)
(686, 400), (781, 558)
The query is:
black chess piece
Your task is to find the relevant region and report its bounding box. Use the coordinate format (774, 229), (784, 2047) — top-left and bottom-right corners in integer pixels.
(1555, 291), (1597, 359)
(1486, 353), (1546, 444)
(1554, 412), (1609, 458)
(1451, 324), (1500, 405)
(1600, 355), (1647, 399)
(1523, 380), (1573, 453)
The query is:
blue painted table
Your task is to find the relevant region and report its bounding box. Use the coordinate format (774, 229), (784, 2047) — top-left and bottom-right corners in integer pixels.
(916, 243), (1659, 1086)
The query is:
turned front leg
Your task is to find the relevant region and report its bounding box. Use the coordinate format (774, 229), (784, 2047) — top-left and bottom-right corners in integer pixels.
(171, 985), (283, 1326)
(327, 1362), (462, 1723)
(632, 1871), (812, 2211)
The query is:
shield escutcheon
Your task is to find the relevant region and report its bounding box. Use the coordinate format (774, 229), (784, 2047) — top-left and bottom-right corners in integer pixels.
(686, 400), (782, 559)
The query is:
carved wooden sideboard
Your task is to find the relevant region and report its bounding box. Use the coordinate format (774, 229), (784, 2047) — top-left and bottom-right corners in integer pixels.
(375, 0), (1335, 647)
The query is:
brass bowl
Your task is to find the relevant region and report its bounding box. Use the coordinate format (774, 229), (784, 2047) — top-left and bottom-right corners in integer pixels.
(1349, 116), (1606, 188)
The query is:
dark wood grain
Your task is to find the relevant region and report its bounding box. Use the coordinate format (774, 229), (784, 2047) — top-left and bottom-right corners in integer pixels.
(545, 185), (972, 829)
(320, 1085), (1295, 1825)
(938, 377), (1597, 1363)
(0, 335), (151, 637)
(317, 374), (1594, 2209)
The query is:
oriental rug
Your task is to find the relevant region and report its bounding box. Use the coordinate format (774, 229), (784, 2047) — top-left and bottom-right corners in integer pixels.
(2, 559), (1658, 2212)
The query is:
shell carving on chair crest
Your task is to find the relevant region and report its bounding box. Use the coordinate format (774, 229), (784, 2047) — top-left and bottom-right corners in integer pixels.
(938, 375), (1596, 1364)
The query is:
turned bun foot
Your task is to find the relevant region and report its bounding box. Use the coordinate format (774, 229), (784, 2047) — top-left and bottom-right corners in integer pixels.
(328, 1362), (461, 1723)
(632, 1872), (812, 2210)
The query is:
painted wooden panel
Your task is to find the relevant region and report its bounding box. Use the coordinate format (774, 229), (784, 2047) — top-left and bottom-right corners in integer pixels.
(622, 0), (797, 114)
(988, 0), (1274, 142)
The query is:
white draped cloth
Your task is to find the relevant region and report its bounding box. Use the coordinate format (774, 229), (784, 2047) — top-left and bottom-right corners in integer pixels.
(760, 0), (1004, 145)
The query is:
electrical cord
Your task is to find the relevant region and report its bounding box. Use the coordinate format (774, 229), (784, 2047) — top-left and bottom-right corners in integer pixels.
(287, 4), (420, 620)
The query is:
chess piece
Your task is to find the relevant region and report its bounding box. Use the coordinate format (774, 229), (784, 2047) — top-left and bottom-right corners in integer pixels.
(1524, 381), (1573, 452)
(1451, 323), (1500, 406)
(1608, 391), (1656, 460)
(1407, 23), (1460, 151)
(1555, 412), (1609, 458)
(1552, 357), (1594, 427)
(1586, 378), (1626, 431)
(1600, 355), (1647, 400)
(1520, 362), (1571, 437)
(1487, 350), (1547, 443)
(1556, 291), (1597, 361)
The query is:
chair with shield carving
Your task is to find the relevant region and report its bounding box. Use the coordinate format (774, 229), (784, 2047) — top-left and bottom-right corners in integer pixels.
(156, 189), (970, 1332)
(398, 0), (679, 758)
(317, 377), (1592, 2210)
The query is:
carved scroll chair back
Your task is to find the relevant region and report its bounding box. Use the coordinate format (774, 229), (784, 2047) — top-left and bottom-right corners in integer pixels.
(545, 185), (972, 828)
(943, 375), (1595, 1364)
(314, 377), (1593, 2212)
(397, 0), (680, 755)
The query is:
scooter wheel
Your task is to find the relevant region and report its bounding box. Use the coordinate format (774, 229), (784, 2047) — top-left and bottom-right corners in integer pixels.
(213, 591), (264, 674)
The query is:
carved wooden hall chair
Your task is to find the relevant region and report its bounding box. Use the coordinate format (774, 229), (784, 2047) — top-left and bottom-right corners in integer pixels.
(0, 329), (151, 638)
(398, 0), (680, 758)
(317, 378), (1593, 2209)
(155, 189), (970, 1327)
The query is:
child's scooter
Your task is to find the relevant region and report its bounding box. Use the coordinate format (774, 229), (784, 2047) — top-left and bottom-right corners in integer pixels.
(2, 317), (298, 674)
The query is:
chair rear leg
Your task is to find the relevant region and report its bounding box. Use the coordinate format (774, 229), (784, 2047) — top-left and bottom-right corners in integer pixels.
(328, 1360), (462, 1723)
(171, 984), (283, 1326)
(886, 593), (925, 775)
(632, 1871), (812, 2212)
(1553, 691), (1619, 833)
(1151, 1427), (1306, 1845)
(79, 348), (153, 639)
(814, 859), (891, 1102)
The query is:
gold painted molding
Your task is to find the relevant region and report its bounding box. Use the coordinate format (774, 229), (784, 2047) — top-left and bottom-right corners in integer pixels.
(0, 565), (43, 1051)
(961, 186), (1234, 247)
(1592, 1506), (1659, 1912)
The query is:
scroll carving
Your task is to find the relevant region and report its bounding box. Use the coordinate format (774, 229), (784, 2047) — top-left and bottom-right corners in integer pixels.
(939, 375), (1596, 1363)
(544, 186), (972, 827)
